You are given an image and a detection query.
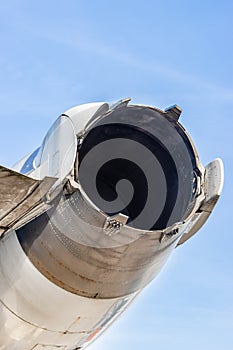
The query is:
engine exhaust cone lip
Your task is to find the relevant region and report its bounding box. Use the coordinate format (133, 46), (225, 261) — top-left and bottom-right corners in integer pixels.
(77, 103), (202, 233)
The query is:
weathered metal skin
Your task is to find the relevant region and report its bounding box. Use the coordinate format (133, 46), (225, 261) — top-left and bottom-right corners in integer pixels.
(15, 102), (201, 300)
(0, 100), (223, 350)
(16, 188), (181, 299)
(0, 230), (137, 350)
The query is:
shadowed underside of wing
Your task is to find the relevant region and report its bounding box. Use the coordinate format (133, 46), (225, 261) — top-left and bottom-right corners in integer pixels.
(0, 165), (56, 236)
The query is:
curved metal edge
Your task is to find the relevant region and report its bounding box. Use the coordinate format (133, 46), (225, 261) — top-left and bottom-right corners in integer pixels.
(62, 99), (214, 245)
(176, 158), (224, 247)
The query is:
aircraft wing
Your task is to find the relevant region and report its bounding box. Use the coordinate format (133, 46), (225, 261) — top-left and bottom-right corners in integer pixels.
(0, 165), (56, 237)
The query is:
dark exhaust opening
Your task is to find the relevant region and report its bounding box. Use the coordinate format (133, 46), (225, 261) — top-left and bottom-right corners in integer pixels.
(78, 106), (197, 231)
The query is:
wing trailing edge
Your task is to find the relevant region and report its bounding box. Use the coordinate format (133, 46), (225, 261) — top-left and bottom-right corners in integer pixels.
(0, 165), (56, 237)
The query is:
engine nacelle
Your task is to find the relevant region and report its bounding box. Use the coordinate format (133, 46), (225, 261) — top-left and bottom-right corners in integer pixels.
(16, 98), (223, 299)
(0, 98), (223, 350)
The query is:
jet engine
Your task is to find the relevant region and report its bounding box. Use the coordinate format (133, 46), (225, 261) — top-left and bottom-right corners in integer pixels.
(0, 98), (223, 350)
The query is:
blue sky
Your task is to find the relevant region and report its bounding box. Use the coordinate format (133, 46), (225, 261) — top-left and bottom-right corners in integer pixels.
(0, 1), (232, 349)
